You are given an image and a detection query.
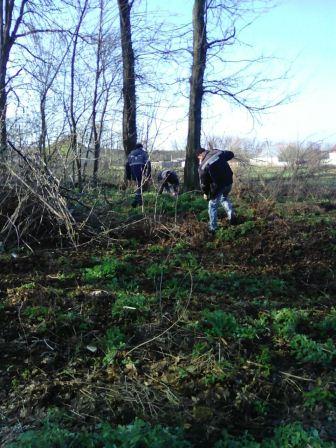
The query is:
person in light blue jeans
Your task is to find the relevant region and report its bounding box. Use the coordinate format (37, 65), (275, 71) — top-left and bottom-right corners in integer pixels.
(197, 147), (236, 232)
(208, 184), (234, 231)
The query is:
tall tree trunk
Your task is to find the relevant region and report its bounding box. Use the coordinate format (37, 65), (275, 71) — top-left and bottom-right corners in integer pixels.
(69, 0), (89, 190)
(0, 2), (9, 156)
(92, 0), (103, 185)
(117, 0), (137, 156)
(0, 69), (7, 155)
(184, 0), (207, 190)
(0, 0), (29, 157)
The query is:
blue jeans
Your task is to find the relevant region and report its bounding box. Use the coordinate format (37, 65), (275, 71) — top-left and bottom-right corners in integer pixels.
(208, 184), (234, 230)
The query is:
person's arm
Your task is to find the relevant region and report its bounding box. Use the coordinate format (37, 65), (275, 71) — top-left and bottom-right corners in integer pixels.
(199, 166), (210, 195)
(125, 162), (131, 180)
(158, 181), (165, 194)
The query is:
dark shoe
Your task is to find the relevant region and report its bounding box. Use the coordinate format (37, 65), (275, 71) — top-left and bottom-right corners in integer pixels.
(228, 214), (238, 225)
(207, 227), (217, 236)
(131, 200), (141, 208)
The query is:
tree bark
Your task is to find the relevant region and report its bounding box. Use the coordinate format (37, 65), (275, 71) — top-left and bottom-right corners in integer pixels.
(117, 0), (137, 156)
(184, 0), (207, 190)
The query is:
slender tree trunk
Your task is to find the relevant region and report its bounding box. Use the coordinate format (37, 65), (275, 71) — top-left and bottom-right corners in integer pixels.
(0, 0), (29, 157)
(39, 94), (47, 163)
(184, 0), (207, 190)
(92, 0), (103, 185)
(70, 32), (81, 189)
(0, 69), (7, 155)
(0, 2), (8, 156)
(117, 0), (137, 156)
(69, 0), (89, 190)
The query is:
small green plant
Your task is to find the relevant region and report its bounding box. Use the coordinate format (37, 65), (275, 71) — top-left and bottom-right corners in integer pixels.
(303, 386), (335, 410)
(103, 327), (126, 365)
(83, 256), (119, 282)
(23, 305), (49, 321)
(255, 346), (272, 378)
(16, 281), (36, 291)
(214, 422), (334, 447)
(253, 399), (268, 416)
(170, 252), (199, 271)
(147, 244), (166, 254)
(204, 360), (237, 384)
(192, 341), (209, 357)
(317, 308), (336, 334)
(83, 256), (133, 288)
(272, 308), (307, 339)
(146, 262), (169, 279)
(290, 334), (335, 365)
(8, 416), (191, 448)
(111, 291), (152, 319)
(201, 309), (238, 338)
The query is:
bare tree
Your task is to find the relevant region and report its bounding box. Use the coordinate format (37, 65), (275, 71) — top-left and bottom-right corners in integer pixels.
(117, 0), (137, 156)
(67, 0), (90, 190)
(184, 0), (207, 189)
(184, 0), (285, 189)
(91, 1), (119, 184)
(0, 1), (29, 155)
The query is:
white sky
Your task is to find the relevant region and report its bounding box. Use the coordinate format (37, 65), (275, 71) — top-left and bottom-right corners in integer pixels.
(140, 0), (336, 148)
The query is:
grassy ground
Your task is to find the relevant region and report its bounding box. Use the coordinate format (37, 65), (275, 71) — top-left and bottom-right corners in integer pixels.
(0, 190), (336, 447)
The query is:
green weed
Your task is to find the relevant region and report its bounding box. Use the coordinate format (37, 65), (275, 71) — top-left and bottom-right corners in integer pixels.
(146, 262), (169, 279)
(23, 305), (49, 321)
(203, 360), (237, 384)
(192, 341), (209, 357)
(214, 422), (334, 447)
(111, 291), (153, 319)
(303, 386), (335, 411)
(16, 282), (36, 291)
(83, 256), (133, 286)
(103, 327), (126, 365)
(8, 416), (191, 448)
(201, 309), (238, 338)
(272, 308), (308, 339)
(317, 308), (336, 334)
(290, 334), (335, 365)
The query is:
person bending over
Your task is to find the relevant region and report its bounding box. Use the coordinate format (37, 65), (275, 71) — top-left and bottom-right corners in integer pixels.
(157, 170), (179, 196)
(197, 147), (236, 233)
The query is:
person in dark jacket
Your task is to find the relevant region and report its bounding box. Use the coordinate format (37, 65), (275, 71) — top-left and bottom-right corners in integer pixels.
(197, 147), (236, 232)
(157, 170), (180, 196)
(126, 143), (151, 207)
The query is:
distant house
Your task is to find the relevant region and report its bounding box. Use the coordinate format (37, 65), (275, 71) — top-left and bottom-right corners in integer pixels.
(327, 147), (336, 165)
(250, 153), (286, 167)
(161, 159), (185, 169)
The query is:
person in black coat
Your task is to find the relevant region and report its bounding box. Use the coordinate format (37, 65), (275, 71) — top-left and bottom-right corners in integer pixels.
(157, 169), (180, 196)
(197, 147), (236, 232)
(125, 143), (151, 207)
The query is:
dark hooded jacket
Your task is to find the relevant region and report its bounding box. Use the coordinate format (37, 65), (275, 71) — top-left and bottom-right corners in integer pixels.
(157, 170), (179, 194)
(125, 147), (151, 184)
(198, 149), (234, 199)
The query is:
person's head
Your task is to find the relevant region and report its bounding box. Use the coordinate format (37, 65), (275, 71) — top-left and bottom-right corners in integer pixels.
(196, 147), (206, 163)
(135, 142), (143, 150)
